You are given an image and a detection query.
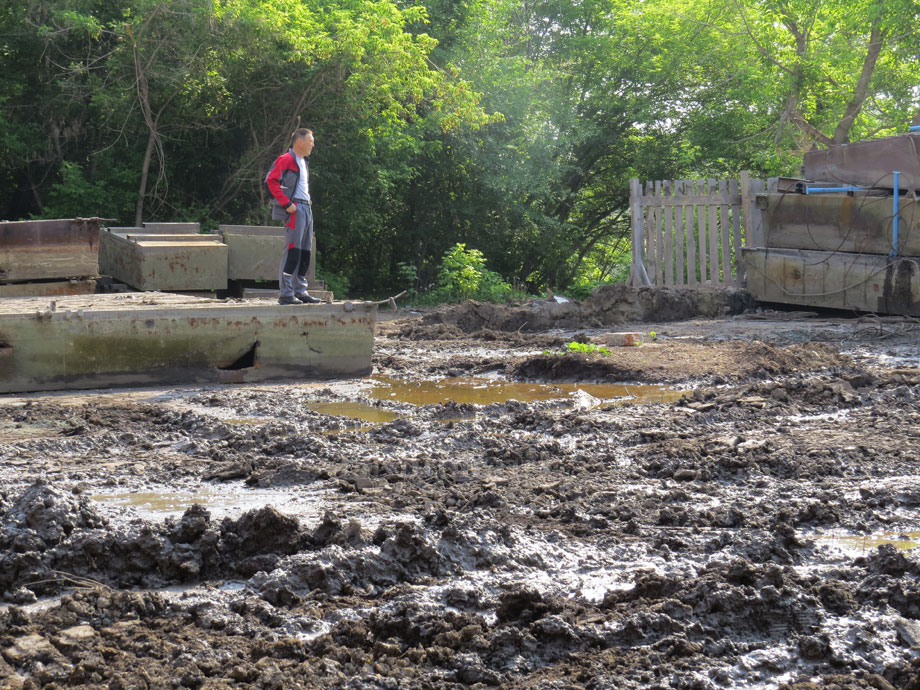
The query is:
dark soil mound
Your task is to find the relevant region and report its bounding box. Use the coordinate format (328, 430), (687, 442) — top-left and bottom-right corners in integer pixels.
(511, 353), (641, 382)
(582, 284), (753, 323)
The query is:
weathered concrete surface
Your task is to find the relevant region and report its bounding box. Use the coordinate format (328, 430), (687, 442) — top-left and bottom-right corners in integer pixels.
(0, 293), (375, 393)
(142, 222), (201, 234)
(743, 247), (920, 315)
(98, 230), (228, 291)
(0, 218), (101, 283)
(758, 192), (920, 256)
(217, 225), (315, 283)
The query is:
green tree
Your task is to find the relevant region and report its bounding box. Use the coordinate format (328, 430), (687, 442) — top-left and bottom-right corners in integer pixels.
(641, 0), (920, 171)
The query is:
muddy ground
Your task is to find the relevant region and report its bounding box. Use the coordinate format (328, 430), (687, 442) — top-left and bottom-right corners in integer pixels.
(3, 289), (920, 689)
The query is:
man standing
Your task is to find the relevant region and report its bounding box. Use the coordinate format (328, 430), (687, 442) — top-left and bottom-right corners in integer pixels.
(265, 128), (322, 304)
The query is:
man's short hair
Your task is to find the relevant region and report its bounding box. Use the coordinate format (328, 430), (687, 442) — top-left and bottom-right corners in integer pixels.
(290, 128), (313, 148)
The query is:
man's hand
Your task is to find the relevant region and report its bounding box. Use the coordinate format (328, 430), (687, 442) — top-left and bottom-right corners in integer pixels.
(286, 203), (296, 214)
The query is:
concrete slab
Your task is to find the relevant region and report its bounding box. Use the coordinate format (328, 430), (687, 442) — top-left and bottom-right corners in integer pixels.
(99, 230), (228, 291)
(0, 293), (375, 393)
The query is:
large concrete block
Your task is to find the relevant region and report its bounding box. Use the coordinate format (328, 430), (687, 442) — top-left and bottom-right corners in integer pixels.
(99, 230), (228, 291)
(218, 225), (286, 281)
(803, 134), (920, 191)
(218, 225), (315, 283)
(0, 292), (376, 392)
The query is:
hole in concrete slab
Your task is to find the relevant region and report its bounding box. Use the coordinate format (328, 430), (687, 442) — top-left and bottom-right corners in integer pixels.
(219, 341), (259, 370)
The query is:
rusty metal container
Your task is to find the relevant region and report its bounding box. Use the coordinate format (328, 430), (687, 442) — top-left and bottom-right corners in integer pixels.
(757, 192), (920, 256)
(743, 247), (920, 316)
(803, 133), (920, 190)
(0, 218), (101, 283)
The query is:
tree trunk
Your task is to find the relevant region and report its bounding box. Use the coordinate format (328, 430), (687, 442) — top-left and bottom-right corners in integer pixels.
(831, 25), (886, 145)
(135, 126), (157, 227)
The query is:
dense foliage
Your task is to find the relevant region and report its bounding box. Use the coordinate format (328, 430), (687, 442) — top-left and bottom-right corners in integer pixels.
(3, 0), (919, 297)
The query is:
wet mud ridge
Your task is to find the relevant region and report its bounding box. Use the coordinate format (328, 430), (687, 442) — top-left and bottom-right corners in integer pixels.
(3, 298), (920, 688)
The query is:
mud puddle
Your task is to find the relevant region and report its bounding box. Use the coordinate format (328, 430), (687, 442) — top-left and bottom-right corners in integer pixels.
(90, 486), (326, 520)
(304, 374), (683, 429)
(369, 374), (684, 406)
(815, 530), (920, 555)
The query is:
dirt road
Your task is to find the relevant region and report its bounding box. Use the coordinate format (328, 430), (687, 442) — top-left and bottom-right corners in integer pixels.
(2, 296), (920, 689)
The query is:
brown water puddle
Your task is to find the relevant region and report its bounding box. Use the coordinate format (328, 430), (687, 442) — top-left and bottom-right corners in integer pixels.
(92, 490), (225, 514)
(301, 376), (683, 428)
(308, 401), (401, 425)
(368, 375), (683, 406)
(91, 487), (312, 517)
(816, 531), (920, 553)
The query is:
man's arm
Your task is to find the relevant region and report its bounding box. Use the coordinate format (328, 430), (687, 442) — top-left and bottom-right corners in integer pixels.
(265, 154), (296, 212)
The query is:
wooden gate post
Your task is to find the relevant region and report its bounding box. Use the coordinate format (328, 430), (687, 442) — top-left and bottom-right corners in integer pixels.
(741, 170), (765, 249)
(628, 178), (651, 286)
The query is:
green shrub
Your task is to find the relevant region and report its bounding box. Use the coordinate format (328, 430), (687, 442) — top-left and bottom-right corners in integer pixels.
(317, 269), (350, 299)
(414, 243), (526, 304)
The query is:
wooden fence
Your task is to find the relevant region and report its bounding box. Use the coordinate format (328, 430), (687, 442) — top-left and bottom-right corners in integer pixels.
(628, 171), (767, 288)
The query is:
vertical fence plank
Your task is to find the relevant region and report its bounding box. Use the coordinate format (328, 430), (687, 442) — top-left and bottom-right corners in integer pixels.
(655, 181), (664, 286)
(745, 174), (766, 249)
(664, 180), (674, 286)
(644, 181), (652, 284)
(730, 178), (743, 284)
(675, 180), (686, 286)
(629, 178), (649, 286)
(707, 180), (719, 284)
(685, 179), (697, 287)
(697, 179), (708, 284)
(720, 179), (731, 284)
(646, 181), (658, 284)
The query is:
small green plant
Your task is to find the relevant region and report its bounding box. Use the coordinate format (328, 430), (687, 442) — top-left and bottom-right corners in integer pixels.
(396, 261), (418, 292)
(412, 243), (526, 305)
(566, 341), (612, 356)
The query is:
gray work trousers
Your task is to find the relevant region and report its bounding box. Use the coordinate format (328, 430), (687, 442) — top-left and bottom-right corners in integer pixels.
(278, 201), (313, 298)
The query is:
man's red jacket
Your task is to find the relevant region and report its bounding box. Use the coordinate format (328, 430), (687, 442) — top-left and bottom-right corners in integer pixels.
(265, 150), (304, 230)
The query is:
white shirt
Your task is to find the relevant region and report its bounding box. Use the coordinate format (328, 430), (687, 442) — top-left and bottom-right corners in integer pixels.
(295, 154), (310, 203)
